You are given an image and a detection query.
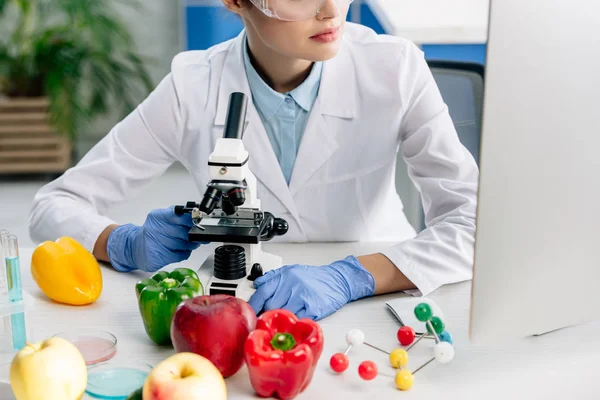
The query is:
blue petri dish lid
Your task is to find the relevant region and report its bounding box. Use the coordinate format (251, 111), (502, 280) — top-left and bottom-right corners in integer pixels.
(85, 360), (153, 399)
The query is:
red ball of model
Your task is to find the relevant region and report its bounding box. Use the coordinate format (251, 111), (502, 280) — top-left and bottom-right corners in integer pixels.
(358, 361), (378, 380)
(397, 326), (416, 346)
(330, 353), (349, 373)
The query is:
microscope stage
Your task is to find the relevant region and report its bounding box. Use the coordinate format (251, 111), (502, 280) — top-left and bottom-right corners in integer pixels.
(188, 218), (261, 244)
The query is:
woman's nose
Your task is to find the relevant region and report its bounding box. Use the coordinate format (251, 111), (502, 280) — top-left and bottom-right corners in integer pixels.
(316, 0), (343, 20)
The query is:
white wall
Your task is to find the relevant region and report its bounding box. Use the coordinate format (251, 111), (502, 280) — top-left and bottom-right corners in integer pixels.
(366, 0), (490, 44)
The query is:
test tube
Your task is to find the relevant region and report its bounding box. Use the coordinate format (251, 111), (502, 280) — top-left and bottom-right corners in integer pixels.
(4, 235), (22, 303)
(0, 230), (9, 352)
(0, 230), (8, 306)
(0, 233), (26, 350)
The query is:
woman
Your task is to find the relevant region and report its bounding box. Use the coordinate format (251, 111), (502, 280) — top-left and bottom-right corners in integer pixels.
(29, 0), (479, 320)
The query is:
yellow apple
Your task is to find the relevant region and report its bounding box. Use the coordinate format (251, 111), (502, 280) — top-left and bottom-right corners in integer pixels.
(143, 352), (227, 400)
(10, 337), (87, 400)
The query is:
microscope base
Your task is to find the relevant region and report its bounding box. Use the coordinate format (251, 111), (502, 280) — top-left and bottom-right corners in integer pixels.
(202, 248), (283, 302)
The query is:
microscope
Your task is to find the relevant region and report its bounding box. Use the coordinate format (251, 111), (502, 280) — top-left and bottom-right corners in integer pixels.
(175, 92), (289, 301)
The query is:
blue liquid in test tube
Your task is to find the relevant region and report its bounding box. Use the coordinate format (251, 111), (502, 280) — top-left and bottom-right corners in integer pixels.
(1, 233), (26, 350)
(10, 313), (26, 349)
(5, 256), (22, 303)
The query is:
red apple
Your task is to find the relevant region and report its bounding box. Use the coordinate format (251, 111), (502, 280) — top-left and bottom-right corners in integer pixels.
(170, 294), (257, 378)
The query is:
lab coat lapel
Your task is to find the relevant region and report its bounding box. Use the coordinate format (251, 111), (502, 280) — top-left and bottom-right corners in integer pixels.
(213, 31), (298, 220)
(288, 41), (358, 195)
(288, 104), (336, 195)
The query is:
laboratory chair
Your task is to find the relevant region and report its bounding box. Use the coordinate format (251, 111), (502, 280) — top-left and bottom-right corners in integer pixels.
(395, 60), (485, 232)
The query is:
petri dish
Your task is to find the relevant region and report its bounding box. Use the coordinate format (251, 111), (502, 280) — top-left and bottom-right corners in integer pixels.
(85, 360), (152, 400)
(52, 329), (117, 365)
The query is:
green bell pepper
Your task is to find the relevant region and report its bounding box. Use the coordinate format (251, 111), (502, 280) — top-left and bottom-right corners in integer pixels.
(135, 268), (203, 345)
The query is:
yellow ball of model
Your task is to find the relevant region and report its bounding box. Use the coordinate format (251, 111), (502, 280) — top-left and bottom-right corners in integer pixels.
(395, 369), (414, 391)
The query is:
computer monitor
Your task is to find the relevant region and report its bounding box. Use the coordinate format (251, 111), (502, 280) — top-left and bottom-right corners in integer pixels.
(469, 0), (600, 344)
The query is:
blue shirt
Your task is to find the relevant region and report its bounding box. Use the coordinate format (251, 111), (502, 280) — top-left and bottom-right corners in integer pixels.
(242, 38), (323, 185)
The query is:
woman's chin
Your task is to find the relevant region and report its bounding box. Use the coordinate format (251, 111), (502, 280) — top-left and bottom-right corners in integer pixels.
(303, 41), (343, 62)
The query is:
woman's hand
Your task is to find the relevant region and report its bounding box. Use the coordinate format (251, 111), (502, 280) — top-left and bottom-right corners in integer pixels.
(248, 256), (376, 320)
(106, 206), (205, 272)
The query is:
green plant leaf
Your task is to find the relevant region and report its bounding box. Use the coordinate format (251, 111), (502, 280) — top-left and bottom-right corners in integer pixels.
(0, 0), (154, 141)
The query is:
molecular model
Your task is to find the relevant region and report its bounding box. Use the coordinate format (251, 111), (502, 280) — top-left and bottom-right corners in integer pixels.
(329, 302), (455, 391)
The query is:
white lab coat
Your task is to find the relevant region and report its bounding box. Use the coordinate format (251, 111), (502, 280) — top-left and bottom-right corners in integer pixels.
(29, 23), (479, 296)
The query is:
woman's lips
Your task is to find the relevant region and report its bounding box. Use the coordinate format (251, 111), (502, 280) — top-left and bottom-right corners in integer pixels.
(310, 26), (340, 43)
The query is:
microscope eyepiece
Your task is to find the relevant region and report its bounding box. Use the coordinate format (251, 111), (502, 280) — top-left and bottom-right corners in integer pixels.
(223, 92), (248, 140)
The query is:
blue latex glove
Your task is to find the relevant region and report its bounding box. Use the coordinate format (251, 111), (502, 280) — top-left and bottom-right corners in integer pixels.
(107, 206), (204, 272)
(248, 256), (375, 321)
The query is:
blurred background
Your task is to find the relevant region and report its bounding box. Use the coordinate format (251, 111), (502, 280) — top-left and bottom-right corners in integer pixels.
(0, 0), (488, 247)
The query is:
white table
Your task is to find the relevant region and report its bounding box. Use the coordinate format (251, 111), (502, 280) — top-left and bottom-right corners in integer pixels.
(2, 242), (599, 399)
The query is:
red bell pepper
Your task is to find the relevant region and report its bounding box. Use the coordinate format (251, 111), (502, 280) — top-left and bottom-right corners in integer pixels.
(243, 309), (324, 400)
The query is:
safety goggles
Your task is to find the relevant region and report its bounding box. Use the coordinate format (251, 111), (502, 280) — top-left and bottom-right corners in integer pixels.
(249, 0), (354, 22)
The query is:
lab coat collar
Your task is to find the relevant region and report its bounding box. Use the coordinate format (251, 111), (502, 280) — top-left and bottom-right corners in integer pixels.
(318, 37), (358, 119)
(214, 32), (252, 126)
(242, 35), (322, 118)
(241, 35), (286, 120)
(287, 32), (359, 192)
(215, 29), (358, 124)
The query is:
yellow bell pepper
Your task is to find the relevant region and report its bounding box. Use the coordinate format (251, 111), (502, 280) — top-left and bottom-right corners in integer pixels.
(31, 237), (103, 305)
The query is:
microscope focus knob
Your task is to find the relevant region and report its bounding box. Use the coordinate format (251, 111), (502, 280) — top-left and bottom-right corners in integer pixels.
(174, 205), (185, 215)
(273, 218), (289, 236)
(247, 263), (264, 281)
